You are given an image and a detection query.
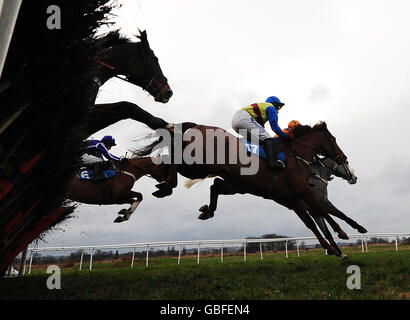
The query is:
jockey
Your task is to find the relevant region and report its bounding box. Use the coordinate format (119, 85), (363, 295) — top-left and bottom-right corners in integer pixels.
(82, 135), (121, 181)
(232, 96), (289, 169)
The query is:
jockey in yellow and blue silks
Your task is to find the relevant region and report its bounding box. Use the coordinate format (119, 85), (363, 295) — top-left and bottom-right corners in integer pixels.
(232, 96), (289, 169)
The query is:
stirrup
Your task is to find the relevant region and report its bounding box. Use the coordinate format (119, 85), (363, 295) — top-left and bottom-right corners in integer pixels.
(271, 160), (285, 169)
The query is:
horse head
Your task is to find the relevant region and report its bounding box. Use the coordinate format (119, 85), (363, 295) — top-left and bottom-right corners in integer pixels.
(320, 156), (357, 185)
(312, 122), (347, 165)
(96, 30), (173, 103)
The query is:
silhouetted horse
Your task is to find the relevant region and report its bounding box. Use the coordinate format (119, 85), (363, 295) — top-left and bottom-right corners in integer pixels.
(68, 157), (171, 223)
(123, 122), (354, 255)
(304, 156), (366, 256)
(87, 30), (173, 135)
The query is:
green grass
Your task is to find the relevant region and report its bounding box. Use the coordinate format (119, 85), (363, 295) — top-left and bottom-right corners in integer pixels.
(1, 245), (409, 300)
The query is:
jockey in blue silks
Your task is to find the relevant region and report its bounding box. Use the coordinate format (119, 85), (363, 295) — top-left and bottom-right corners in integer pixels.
(232, 96), (289, 169)
(82, 135), (121, 181)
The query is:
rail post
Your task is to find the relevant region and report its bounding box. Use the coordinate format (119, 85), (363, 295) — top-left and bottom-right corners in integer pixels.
(79, 250), (84, 271)
(89, 248), (94, 271)
(365, 237), (368, 253)
(296, 241), (300, 257)
(131, 247), (136, 268)
(243, 241), (247, 262)
(259, 242), (263, 261)
(178, 245), (182, 265)
(146, 245), (149, 267)
(197, 242), (200, 264)
(361, 236), (364, 253)
(18, 246), (28, 277)
(220, 243), (224, 263)
(395, 235), (399, 251)
(28, 250), (34, 274)
(285, 240), (288, 258)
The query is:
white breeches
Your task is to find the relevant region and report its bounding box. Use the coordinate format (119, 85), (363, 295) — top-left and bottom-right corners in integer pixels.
(231, 109), (271, 141)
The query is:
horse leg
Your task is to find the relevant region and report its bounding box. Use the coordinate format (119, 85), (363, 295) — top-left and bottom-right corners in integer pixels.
(87, 101), (168, 135)
(293, 201), (340, 255)
(114, 191), (143, 223)
(306, 206), (344, 257)
(198, 178), (240, 220)
(299, 186), (349, 240)
(153, 164), (178, 198)
(324, 200), (367, 234)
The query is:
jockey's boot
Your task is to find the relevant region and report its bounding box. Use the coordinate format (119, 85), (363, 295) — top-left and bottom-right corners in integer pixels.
(263, 139), (285, 170)
(92, 164), (106, 182)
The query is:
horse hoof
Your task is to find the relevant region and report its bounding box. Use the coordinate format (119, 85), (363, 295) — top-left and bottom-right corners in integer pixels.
(114, 216), (125, 223)
(152, 188), (172, 198)
(357, 226), (368, 234)
(199, 205), (209, 213)
(198, 211), (214, 220)
(327, 248), (339, 256)
(118, 209), (127, 215)
(338, 231), (349, 240)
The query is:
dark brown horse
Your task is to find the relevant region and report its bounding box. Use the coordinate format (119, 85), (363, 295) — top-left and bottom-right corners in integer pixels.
(67, 157), (171, 223)
(87, 30), (173, 136)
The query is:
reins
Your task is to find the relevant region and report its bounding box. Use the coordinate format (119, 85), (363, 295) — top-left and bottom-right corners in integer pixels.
(96, 59), (156, 91)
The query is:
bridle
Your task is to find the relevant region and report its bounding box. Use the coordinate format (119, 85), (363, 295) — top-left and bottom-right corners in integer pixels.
(321, 126), (345, 164)
(96, 45), (166, 97)
(290, 125), (347, 171)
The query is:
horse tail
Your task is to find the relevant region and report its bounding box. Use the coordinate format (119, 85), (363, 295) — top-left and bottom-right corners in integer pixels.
(184, 174), (217, 189)
(131, 122), (198, 157)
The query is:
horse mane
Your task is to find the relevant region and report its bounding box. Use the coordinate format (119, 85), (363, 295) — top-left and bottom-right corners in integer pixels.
(292, 124), (312, 138)
(292, 121), (326, 138)
(95, 30), (135, 48)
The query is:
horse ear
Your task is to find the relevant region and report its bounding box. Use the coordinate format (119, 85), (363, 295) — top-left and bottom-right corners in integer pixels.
(137, 30), (149, 45)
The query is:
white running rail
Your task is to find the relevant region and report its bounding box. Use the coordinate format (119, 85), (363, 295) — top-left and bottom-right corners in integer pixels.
(22, 232), (409, 274)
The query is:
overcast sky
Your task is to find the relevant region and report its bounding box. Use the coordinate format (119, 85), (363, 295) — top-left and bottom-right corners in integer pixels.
(40, 0), (410, 248)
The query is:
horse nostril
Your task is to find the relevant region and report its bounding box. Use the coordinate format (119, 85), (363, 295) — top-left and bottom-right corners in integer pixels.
(165, 90), (173, 99)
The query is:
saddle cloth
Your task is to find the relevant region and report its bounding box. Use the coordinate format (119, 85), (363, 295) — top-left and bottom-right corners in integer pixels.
(76, 168), (116, 181)
(240, 139), (267, 159)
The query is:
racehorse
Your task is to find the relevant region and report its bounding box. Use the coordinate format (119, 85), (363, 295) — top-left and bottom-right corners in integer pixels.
(97, 121), (354, 256)
(67, 156), (172, 223)
(86, 30), (173, 136)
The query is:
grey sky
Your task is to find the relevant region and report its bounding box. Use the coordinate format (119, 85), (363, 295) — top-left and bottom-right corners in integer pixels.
(41, 0), (410, 248)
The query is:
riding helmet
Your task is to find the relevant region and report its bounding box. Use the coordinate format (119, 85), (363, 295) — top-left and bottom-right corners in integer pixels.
(266, 96), (285, 109)
(101, 135), (116, 146)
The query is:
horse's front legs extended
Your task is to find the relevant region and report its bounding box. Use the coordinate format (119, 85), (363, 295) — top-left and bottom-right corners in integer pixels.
(299, 186), (349, 240)
(293, 201), (340, 256)
(324, 200), (367, 234)
(114, 191), (143, 223)
(306, 207), (344, 257)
